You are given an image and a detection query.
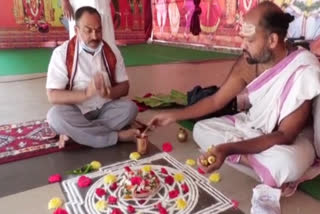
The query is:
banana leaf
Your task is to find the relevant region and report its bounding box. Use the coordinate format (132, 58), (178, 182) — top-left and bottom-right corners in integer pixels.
(134, 90), (187, 108)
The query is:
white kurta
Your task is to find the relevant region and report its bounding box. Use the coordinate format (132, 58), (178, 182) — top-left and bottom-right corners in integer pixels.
(46, 39), (128, 114)
(194, 49), (320, 187)
(69, 0), (116, 46)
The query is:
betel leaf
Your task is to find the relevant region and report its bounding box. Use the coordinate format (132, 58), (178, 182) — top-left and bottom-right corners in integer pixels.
(134, 89), (187, 108)
(67, 164), (93, 175)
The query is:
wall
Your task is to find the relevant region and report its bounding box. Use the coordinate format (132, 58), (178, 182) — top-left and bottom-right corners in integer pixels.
(0, 0), (67, 48)
(0, 0), (19, 28)
(0, 0), (147, 48)
(151, 0), (320, 50)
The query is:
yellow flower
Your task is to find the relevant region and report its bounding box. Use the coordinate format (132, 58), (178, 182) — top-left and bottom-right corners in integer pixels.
(200, 159), (208, 166)
(104, 174), (117, 184)
(174, 173), (185, 182)
(209, 172), (221, 183)
(185, 159), (195, 166)
(141, 165), (152, 173)
(95, 200), (108, 211)
(90, 161), (102, 170)
(207, 156), (216, 165)
(48, 197), (64, 210)
(129, 152), (141, 160)
(176, 198), (187, 210)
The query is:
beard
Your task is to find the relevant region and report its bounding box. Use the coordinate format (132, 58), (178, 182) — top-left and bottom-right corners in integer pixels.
(243, 46), (273, 65)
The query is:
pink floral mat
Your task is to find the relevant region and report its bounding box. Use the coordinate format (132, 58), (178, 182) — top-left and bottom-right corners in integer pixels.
(0, 120), (80, 165)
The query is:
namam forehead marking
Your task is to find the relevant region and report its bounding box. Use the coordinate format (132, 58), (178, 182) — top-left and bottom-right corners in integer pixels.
(240, 21), (256, 37)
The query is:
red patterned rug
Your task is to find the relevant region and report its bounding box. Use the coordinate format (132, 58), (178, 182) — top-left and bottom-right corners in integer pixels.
(0, 120), (79, 165)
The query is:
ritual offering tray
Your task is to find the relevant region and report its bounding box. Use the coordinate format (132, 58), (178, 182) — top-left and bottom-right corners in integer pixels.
(123, 166), (160, 198)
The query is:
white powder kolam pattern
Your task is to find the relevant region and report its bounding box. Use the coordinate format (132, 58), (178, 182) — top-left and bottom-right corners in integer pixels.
(85, 164), (198, 213)
(62, 153), (233, 214)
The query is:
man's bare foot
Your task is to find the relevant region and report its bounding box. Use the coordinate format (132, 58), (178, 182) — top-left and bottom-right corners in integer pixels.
(58, 134), (69, 149)
(118, 129), (140, 142)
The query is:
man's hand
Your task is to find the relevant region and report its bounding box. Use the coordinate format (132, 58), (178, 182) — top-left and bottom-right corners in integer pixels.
(85, 79), (97, 98)
(99, 86), (112, 99)
(148, 112), (177, 128)
(61, 0), (74, 20)
(94, 72), (112, 99)
(197, 145), (228, 173)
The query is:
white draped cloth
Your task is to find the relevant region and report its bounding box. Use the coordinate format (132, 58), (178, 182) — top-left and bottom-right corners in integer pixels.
(194, 49), (320, 187)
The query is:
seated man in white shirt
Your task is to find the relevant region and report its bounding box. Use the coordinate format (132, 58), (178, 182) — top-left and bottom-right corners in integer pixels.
(46, 6), (138, 148)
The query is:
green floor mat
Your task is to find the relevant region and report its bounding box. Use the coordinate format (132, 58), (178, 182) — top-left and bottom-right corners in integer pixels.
(178, 119), (320, 201)
(299, 175), (320, 200)
(177, 120), (195, 131)
(120, 44), (236, 67)
(0, 44), (237, 76)
(0, 48), (54, 76)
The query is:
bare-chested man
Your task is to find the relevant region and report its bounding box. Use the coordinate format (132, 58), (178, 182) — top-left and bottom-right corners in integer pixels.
(149, 1), (320, 187)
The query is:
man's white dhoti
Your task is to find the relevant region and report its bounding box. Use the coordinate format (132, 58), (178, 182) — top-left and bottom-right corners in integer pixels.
(193, 49), (320, 187)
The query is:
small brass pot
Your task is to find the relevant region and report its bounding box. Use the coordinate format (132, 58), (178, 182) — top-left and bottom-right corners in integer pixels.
(136, 135), (149, 155)
(177, 128), (188, 143)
